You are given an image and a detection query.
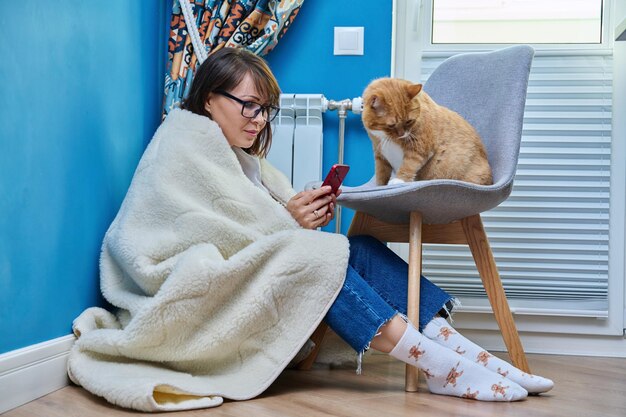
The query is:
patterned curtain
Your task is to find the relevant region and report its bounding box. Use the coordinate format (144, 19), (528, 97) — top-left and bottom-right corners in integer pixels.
(163, 0), (304, 115)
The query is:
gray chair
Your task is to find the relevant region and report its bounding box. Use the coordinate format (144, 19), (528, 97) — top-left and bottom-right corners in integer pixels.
(298, 46), (535, 391)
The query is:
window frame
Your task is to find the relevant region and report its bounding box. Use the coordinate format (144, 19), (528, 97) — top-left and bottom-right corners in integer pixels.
(427, 0), (608, 48)
(392, 0), (616, 86)
(420, 0), (612, 53)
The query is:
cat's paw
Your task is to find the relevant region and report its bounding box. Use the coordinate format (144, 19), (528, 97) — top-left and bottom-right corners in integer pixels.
(387, 178), (406, 185)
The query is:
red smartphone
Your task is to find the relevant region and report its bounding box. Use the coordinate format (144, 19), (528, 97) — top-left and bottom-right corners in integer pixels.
(321, 164), (350, 195)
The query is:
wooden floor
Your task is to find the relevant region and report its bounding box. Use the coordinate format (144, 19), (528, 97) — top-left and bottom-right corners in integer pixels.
(4, 352), (626, 417)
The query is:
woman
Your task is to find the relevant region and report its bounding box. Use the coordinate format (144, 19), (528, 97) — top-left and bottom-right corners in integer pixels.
(68, 48), (552, 412)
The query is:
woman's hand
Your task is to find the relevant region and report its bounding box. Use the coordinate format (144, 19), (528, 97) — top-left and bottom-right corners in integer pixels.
(286, 186), (339, 229)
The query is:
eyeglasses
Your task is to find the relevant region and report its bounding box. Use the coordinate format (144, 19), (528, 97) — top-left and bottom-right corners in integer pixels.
(215, 90), (280, 123)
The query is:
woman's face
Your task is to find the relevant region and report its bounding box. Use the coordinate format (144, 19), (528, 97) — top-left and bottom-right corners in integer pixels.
(206, 73), (266, 149)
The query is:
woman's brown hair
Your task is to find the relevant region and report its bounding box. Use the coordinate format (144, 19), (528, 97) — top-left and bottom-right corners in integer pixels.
(181, 47), (280, 157)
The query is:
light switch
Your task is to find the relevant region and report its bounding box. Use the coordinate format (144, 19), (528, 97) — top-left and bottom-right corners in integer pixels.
(334, 27), (364, 56)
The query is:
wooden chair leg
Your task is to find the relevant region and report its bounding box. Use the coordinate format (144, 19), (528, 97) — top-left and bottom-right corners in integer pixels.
(347, 210), (370, 236)
(296, 322), (329, 370)
(461, 214), (531, 373)
(405, 211), (423, 392)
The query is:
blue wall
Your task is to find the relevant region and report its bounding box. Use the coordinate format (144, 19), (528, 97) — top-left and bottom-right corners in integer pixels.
(0, 1), (168, 353)
(0, 0), (392, 354)
(266, 1), (393, 233)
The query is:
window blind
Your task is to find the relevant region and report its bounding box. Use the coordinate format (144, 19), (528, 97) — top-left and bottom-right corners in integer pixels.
(418, 51), (613, 316)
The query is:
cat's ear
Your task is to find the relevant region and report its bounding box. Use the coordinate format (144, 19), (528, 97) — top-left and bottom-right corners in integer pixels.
(370, 95), (382, 112)
(407, 83), (423, 99)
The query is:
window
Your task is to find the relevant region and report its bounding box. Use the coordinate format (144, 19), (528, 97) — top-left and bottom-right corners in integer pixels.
(392, 0), (623, 338)
(432, 0), (603, 44)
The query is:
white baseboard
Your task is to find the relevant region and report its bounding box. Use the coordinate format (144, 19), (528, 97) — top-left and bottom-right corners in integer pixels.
(460, 329), (626, 358)
(0, 335), (76, 414)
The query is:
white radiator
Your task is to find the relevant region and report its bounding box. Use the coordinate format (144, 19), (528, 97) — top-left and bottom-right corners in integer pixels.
(268, 94), (325, 192)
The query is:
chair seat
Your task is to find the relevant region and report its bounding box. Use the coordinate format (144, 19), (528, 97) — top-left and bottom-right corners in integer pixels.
(337, 177), (512, 225)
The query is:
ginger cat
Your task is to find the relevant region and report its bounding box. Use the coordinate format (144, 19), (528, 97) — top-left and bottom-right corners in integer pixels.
(362, 77), (493, 186)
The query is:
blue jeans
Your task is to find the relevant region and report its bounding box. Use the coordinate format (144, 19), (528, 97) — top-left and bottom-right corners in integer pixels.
(325, 235), (454, 353)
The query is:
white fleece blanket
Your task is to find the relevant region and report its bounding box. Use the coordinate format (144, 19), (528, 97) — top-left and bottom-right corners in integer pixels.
(67, 109), (349, 411)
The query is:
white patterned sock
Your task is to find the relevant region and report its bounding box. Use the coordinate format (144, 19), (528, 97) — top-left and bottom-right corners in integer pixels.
(389, 323), (527, 401)
(423, 316), (554, 394)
